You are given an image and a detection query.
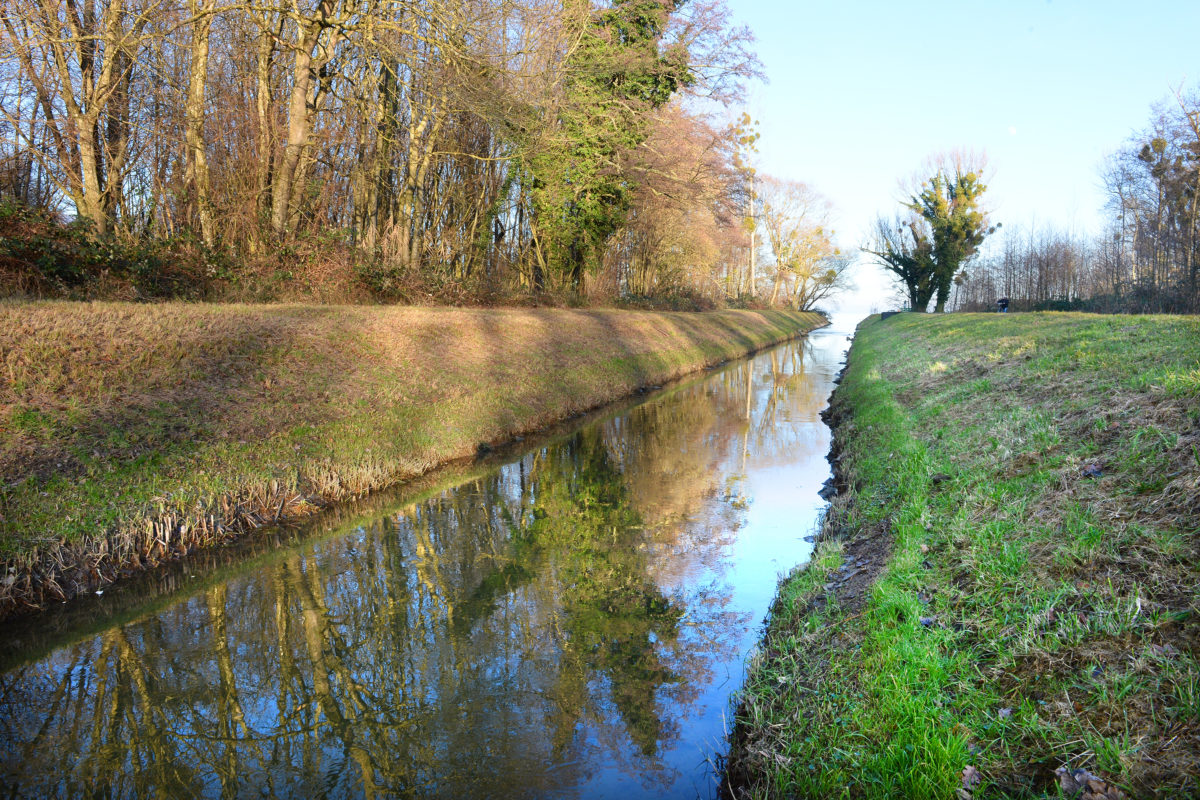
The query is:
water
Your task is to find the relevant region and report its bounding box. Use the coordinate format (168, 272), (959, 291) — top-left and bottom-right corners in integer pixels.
(0, 326), (851, 799)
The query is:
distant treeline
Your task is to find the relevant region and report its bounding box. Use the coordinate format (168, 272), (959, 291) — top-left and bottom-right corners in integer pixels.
(0, 0), (799, 307)
(956, 90), (1200, 314)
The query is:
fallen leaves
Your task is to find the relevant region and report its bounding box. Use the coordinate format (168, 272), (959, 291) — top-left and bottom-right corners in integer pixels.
(1055, 767), (1127, 799)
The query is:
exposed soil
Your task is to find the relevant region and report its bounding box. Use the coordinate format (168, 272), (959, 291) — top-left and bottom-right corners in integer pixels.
(721, 352), (896, 799)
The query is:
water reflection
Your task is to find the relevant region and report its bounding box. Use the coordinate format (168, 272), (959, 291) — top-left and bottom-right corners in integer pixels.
(0, 331), (848, 799)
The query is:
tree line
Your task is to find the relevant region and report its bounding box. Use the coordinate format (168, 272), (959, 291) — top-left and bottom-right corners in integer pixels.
(871, 90), (1200, 315)
(0, 0), (849, 309)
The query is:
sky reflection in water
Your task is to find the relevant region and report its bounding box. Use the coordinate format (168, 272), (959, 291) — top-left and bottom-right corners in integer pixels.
(0, 328), (850, 799)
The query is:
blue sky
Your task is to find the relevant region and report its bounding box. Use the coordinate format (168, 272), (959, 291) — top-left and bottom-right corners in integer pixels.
(728, 0), (1200, 316)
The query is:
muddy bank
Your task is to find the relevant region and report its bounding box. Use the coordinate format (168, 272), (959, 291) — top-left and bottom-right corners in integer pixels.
(723, 312), (1200, 799)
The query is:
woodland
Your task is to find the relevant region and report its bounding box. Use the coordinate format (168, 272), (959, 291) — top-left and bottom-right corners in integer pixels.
(0, 0), (848, 310)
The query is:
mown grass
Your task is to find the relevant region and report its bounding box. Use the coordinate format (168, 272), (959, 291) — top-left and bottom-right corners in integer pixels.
(727, 312), (1200, 799)
(0, 301), (825, 616)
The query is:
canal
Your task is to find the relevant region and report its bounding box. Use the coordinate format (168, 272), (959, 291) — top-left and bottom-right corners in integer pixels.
(0, 325), (850, 799)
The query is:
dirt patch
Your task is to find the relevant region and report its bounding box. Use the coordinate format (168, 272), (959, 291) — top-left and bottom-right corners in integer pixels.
(819, 520), (892, 613)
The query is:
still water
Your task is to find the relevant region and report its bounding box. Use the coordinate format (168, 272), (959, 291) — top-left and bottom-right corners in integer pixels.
(0, 327), (849, 799)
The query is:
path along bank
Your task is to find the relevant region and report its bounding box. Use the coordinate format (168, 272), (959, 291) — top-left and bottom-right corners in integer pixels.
(725, 312), (1200, 799)
(0, 303), (825, 618)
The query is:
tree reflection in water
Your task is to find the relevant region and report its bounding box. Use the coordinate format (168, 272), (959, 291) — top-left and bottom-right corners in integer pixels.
(0, 336), (840, 799)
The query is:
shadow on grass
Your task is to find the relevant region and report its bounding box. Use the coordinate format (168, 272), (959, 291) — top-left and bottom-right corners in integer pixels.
(0, 304), (822, 618)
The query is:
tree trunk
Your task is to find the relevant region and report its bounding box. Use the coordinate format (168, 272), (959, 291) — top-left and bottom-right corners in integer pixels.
(254, 13), (279, 230)
(271, 35), (317, 235)
(768, 269), (781, 305)
(185, 0), (216, 247)
(401, 81), (447, 270)
(77, 129), (108, 235)
(748, 224), (757, 297)
(271, 1), (338, 237)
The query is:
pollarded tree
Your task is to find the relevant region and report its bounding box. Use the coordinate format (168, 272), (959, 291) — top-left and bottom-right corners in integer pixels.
(865, 213), (937, 311)
(866, 161), (996, 312)
(911, 169), (996, 311)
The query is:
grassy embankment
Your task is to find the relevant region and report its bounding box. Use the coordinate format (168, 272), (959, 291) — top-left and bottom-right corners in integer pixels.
(0, 303), (825, 617)
(726, 313), (1199, 799)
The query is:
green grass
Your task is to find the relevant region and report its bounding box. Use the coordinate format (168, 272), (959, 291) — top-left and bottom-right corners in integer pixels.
(727, 312), (1200, 799)
(0, 302), (825, 615)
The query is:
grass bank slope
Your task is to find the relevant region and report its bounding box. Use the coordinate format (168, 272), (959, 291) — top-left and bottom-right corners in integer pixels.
(0, 303), (824, 617)
(726, 312), (1199, 799)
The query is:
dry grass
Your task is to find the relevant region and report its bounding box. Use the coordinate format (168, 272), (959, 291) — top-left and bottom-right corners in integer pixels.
(0, 301), (825, 618)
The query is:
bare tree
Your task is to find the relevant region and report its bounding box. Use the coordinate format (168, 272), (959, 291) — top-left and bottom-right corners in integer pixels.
(1, 0), (164, 233)
(184, 0), (217, 245)
(757, 176), (849, 310)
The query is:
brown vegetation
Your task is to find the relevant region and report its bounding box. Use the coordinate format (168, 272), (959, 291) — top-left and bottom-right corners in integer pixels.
(0, 301), (825, 618)
(0, 0), (844, 310)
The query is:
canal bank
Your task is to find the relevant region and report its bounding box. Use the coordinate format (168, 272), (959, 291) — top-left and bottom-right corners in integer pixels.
(0, 303), (825, 619)
(724, 312), (1200, 799)
(1, 329), (849, 798)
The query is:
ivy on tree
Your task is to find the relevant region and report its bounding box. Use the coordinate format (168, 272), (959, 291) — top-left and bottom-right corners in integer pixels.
(867, 167), (997, 312)
(523, 0), (693, 291)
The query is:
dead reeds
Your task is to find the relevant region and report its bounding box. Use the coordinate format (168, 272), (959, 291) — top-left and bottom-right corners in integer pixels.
(0, 302), (826, 618)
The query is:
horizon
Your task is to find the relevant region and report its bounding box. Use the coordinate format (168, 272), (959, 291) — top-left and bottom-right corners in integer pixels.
(732, 0), (1200, 317)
